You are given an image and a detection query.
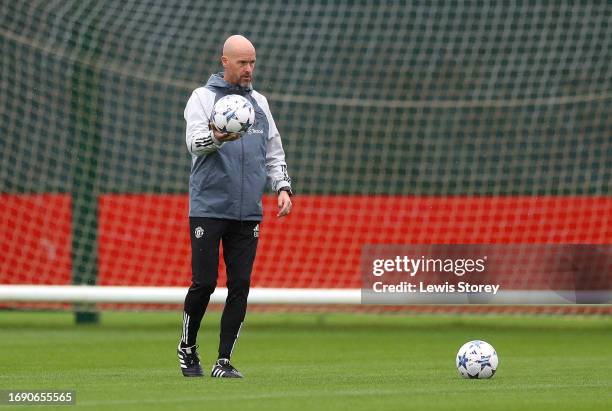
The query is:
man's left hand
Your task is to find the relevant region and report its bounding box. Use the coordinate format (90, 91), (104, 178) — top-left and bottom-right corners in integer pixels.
(277, 191), (292, 218)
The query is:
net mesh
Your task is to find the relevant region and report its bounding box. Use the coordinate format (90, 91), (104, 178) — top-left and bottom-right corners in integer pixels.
(1, 1), (611, 310)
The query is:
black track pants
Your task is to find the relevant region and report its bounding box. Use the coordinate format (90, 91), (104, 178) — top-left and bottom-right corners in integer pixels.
(180, 217), (259, 359)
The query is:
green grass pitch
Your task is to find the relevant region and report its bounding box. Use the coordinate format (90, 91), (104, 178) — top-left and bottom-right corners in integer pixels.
(0, 311), (611, 411)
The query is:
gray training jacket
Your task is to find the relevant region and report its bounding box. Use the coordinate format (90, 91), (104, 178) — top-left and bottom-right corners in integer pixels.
(185, 73), (292, 221)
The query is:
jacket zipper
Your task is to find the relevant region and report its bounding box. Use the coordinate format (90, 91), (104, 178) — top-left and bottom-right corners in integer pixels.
(239, 136), (244, 221)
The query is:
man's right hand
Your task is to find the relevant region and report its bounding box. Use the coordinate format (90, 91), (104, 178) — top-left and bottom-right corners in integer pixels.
(210, 123), (242, 143)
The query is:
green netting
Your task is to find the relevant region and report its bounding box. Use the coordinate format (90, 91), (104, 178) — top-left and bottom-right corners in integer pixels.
(0, 2), (610, 303)
(2, 1), (610, 195)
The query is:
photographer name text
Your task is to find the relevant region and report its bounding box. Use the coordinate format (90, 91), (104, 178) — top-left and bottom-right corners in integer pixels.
(371, 281), (500, 294)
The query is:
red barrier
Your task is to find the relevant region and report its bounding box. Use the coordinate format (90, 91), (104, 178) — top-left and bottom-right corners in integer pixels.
(97, 195), (611, 288)
(0, 194), (72, 284)
(98, 195), (190, 286)
(1, 194), (610, 287)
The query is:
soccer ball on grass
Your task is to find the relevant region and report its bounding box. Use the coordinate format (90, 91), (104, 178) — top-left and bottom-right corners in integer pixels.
(456, 340), (498, 379)
(212, 94), (255, 134)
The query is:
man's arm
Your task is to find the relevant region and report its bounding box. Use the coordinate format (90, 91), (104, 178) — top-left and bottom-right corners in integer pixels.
(185, 90), (222, 156)
(267, 129), (293, 217)
(259, 96), (293, 217)
(184, 90), (242, 156)
(261, 99), (292, 194)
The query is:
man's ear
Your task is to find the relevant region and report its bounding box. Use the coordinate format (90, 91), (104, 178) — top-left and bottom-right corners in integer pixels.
(221, 55), (228, 67)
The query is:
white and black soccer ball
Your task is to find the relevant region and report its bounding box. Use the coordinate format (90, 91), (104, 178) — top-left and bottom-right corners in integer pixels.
(456, 340), (498, 379)
(212, 94), (255, 134)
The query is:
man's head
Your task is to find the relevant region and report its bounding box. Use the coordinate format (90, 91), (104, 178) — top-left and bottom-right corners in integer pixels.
(222, 35), (256, 87)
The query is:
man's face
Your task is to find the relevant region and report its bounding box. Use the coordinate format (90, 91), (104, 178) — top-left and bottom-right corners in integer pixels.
(222, 49), (256, 87)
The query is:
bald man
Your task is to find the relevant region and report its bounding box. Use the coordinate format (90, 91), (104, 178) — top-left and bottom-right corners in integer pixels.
(177, 35), (293, 378)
